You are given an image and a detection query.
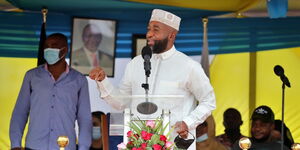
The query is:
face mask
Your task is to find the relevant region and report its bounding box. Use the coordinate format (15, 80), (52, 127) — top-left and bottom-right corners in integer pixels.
(196, 133), (208, 142)
(92, 126), (101, 140)
(44, 48), (64, 65)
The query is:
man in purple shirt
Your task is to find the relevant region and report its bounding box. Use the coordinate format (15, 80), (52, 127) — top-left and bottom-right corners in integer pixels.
(9, 33), (92, 150)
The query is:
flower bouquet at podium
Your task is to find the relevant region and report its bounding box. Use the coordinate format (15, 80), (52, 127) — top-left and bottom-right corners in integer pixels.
(117, 118), (177, 150)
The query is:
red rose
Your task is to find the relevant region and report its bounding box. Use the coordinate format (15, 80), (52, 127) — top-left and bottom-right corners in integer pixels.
(141, 131), (152, 140)
(127, 131), (133, 137)
(141, 131), (148, 139)
(126, 141), (134, 149)
(146, 133), (153, 140)
(141, 143), (147, 148)
(153, 144), (162, 150)
(160, 135), (167, 142)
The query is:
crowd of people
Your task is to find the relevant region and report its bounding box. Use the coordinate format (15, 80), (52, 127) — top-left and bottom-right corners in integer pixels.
(196, 106), (295, 150)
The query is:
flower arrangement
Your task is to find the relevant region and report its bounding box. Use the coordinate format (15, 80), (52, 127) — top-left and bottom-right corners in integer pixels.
(117, 118), (176, 150)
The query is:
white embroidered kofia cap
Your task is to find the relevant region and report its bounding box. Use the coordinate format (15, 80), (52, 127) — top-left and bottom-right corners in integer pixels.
(149, 9), (181, 31)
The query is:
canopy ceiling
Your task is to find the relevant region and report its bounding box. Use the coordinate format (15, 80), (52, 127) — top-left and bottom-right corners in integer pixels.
(2, 0), (300, 18)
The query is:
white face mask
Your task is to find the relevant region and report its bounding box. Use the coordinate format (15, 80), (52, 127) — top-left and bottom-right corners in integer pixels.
(44, 48), (64, 65)
(92, 126), (101, 140)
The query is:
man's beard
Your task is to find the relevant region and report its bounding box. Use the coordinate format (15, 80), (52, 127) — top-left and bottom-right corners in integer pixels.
(151, 37), (168, 54)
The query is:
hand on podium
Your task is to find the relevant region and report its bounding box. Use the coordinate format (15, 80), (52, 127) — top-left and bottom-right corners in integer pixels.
(175, 121), (188, 139)
(89, 67), (106, 81)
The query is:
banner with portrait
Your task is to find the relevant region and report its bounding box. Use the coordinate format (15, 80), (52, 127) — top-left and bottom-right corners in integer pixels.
(71, 17), (116, 76)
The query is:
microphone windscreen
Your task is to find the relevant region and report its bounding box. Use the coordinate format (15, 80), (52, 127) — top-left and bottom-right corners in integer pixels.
(274, 65), (284, 76)
(142, 46), (152, 59)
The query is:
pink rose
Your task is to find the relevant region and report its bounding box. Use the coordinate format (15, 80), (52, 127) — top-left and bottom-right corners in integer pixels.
(153, 144), (162, 150)
(146, 120), (156, 128)
(165, 141), (173, 148)
(117, 142), (126, 150)
(160, 135), (167, 142)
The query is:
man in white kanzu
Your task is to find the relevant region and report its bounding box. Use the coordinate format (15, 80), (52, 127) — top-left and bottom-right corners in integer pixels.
(89, 9), (216, 149)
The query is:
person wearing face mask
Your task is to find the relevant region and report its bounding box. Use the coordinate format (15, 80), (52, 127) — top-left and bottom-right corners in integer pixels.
(90, 111), (104, 150)
(9, 33), (92, 150)
(89, 9), (216, 150)
(196, 116), (229, 150)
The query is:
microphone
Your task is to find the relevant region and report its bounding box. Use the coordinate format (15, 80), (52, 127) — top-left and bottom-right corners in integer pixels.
(274, 65), (291, 87)
(137, 45), (157, 114)
(142, 46), (152, 77)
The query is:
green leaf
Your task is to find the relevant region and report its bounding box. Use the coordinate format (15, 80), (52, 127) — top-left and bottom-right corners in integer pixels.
(150, 134), (160, 144)
(166, 125), (175, 139)
(129, 122), (141, 135)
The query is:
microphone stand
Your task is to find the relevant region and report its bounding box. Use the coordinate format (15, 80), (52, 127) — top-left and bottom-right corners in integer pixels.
(281, 83), (285, 150)
(142, 76), (149, 104)
(137, 62), (157, 114)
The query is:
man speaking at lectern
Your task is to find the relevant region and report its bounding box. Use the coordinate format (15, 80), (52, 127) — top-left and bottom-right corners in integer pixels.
(89, 9), (216, 149)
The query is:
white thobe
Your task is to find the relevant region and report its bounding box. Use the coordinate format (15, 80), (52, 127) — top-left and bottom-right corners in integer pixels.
(97, 45), (216, 149)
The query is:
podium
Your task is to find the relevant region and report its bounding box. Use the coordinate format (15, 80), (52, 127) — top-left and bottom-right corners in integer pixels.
(115, 94), (184, 143)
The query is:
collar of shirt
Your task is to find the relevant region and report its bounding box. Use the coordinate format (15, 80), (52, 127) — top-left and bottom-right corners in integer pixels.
(44, 63), (70, 73)
(44, 63), (70, 81)
(153, 45), (176, 60)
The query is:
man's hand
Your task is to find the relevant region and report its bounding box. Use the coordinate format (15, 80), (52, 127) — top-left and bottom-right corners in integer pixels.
(89, 67), (106, 81)
(175, 121), (189, 139)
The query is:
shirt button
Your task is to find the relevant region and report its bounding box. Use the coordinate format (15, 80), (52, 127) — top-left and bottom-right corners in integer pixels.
(52, 94), (55, 97)
(51, 129), (53, 131)
(51, 106), (54, 108)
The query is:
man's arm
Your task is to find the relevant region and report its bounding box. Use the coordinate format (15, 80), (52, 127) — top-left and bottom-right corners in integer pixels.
(9, 72), (31, 149)
(183, 63), (216, 130)
(90, 62), (133, 110)
(77, 76), (92, 150)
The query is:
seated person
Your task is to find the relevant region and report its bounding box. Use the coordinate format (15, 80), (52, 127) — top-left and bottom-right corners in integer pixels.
(196, 115), (229, 150)
(232, 105), (289, 150)
(271, 120), (294, 149)
(216, 108), (245, 149)
(91, 111), (105, 150)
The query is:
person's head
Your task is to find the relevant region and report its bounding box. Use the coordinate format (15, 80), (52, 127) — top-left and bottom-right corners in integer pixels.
(146, 9), (181, 54)
(44, 33), (68, 65)
(250, 105), (275, 142)
(92, 111), (105, 141)
(273, 120), (294, 148)
(82, 24), (102, 52)
(223, 108), (243, 129)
